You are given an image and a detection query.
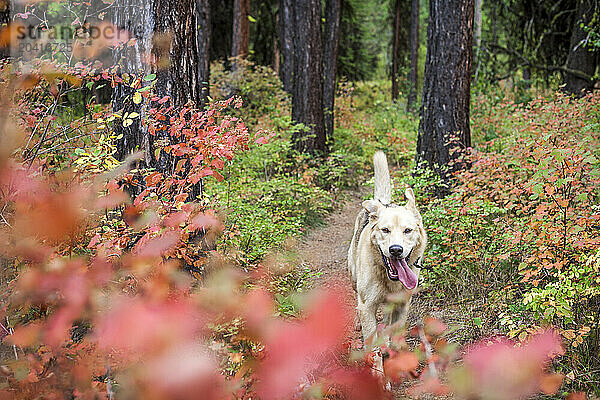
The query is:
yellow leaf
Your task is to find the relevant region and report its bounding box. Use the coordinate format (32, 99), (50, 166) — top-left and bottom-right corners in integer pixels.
(133, 91), (142, 104)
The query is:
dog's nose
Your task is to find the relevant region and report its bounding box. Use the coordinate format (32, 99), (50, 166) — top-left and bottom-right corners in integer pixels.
(389, 245), (404, 258)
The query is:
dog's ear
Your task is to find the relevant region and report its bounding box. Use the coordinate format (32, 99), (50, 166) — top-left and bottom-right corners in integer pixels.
(405, 188), (422, 222)
(362, 199), (381, 219)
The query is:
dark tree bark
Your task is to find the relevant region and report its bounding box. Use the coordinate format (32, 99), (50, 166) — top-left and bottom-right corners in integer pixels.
(564, 0), (597, 96)
(154, 0), (203, 108)
(209, 0), (233, 65)
(279, 0), (294, 93)
(407, 0), (419, 112)
(291, 0), (327, 154)
(112, 0), (155, 165)
(391, 0), (401, 102)
(323, 0), (341, 143)
(416, 0), (474, 189)
(232, 0), (250, 61)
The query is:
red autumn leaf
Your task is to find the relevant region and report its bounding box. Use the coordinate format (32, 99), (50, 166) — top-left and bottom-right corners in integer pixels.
(190, 213), (221, 231)
(95, 297), (203, 354)
(136, 230), (180, 257)
(6, 323), (41, 347)
(452, 331), (563, 400)
(94, 190), (129, 210)
(255, 136), (269, 145)
(384, 351), (419, 380)
(137, 344), (227, 400)
(567, 392), (587, 400)
(255, 289), (351, 400)
(324, 368), (388, 400)
(540, 373), (564, 395)
(424, 316), (447, 336)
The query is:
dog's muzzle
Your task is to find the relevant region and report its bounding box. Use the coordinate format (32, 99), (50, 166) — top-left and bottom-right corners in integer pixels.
(379, 248), (418, 290)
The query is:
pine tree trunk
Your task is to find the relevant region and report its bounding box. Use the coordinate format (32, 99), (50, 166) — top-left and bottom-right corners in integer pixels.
(406, 0), (419, 112)
(197, 0), (211, 108)
(564, 0), (597, 96)
(112, 0), (155, 166)
(279, 0), (294, 93)
(154, 0), (202, 108)
(291, 0), (327, 154)
(473, 0), (482, 49)
(273, 12), (280, 74)
(323, 0), (341, 143)
(417, 0), (473, 191)
(232, 0), (250, 61)
(391, 0), (401, 102)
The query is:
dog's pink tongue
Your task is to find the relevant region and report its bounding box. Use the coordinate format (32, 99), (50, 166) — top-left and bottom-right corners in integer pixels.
(391, 258), (418, 290)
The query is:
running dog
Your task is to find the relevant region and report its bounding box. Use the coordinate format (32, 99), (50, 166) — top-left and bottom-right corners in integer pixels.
(348, 151), (427, 345)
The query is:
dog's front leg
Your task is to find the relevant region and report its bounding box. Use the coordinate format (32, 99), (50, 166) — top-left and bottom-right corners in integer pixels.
(357, 299), (378, 349)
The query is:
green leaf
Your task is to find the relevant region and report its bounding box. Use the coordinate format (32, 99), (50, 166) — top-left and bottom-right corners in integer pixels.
(247, 15), (256, 22)
(473, 317), (482, 327)
(144, 73), (156, 81)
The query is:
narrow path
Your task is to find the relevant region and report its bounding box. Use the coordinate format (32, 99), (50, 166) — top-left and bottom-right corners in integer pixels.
(296, 189), (365, 291)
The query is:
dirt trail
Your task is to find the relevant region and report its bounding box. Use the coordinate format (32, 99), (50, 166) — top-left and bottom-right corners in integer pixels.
(295, 189), (365, 292)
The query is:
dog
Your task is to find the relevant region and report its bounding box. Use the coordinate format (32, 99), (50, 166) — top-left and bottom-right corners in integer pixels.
(348, 151), (427, 346)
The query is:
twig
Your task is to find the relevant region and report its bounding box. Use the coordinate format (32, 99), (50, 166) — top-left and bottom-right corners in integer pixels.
(5, 317), (17, 360)
(418, 325), (438, 378)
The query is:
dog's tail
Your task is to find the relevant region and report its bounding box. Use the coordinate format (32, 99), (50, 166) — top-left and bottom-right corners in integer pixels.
(373, 151), (391, 204)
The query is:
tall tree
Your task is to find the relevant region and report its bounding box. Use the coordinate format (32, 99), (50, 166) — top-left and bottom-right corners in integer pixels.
(291, 0), (327, 154)
(279, 0), (294, 93)
(391, 0), (402, 102)
(564, 0), (598, 95)
(472, 0), (482, 79)
(209, 0), (232, 64)
(197, 0), (211, 108)
(417, 0), (474, 189)
(232, 0), (250, 62)
(154, 0), (204, 108)
(112, 0), (155, 164)
(407, 0), (419, 111)
(323, 0), (342, 142)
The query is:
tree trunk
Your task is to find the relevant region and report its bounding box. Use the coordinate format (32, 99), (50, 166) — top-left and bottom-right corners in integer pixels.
(407, 0), (419, 112)
(417, 0), (474, 191)
(232, 0), (250, 62)
(197, 0), (211, 108)
(564, 0), (597, 96)
(154, 0), (202, 108)
(391, 0), (401, 102)
(273, 11), (280, 74)
(323, 0), (341, 143)
(112, 0), (155, 166)
(473, 0), (482, 49)
(291, 0), (327, 154)
(279, 0), (294, 93)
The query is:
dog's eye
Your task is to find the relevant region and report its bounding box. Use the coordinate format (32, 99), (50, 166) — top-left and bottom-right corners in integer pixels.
(404, 228), (413, 234)
(381, 227), (390, 234)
